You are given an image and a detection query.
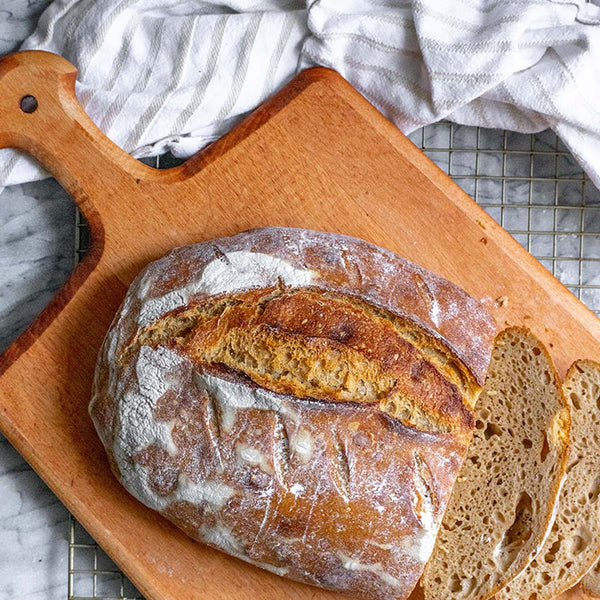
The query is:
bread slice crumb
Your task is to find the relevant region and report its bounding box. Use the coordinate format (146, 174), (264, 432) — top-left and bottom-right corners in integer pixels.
(421, 327), (570, 600)
(583, 558), (600, 597)
(501, 359), (600, 600)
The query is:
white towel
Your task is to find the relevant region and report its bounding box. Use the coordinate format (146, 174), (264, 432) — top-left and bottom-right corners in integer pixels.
(2, 0), (600, 189)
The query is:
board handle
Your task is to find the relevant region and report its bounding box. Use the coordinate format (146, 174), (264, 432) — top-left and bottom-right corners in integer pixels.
(0, 51), (158, 222)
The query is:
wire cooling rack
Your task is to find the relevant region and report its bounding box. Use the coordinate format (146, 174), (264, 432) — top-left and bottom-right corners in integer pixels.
(69, 517), (143, 600)
(67, 122), (600, 599)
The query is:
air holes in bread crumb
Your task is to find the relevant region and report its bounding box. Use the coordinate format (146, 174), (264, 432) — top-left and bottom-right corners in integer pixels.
(494, 510), (506, 524)
(588, 476), (600, 503)
(540, 434), (550, 462)
(469, 455), (481, 468)
(446, 519), (463, 532)
(541, 572), (551, 585)
(495, 492), (534, 570)
(484, 423), (502, 440)
(569, 532), (589, 556)
(543, 538), (562, 564)
(570, 392), (581, 410)
(450, 574), (475, 596)
(522, 439), (533, 449)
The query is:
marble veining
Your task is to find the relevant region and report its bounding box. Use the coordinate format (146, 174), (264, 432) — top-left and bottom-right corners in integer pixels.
(0, 180), (75, 353)
(0, 1), (49, 56)
(0, 435), (69, 600)
(1, 5), (71, 600)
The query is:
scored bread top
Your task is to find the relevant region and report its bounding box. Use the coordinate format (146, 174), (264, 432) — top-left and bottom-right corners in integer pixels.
(90, 227), (495, 600)
(122, 287), (475, 436)
(123, 227), (495, 389)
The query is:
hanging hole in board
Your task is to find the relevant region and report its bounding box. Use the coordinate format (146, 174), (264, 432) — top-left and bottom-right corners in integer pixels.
(20, 95), (38, 113)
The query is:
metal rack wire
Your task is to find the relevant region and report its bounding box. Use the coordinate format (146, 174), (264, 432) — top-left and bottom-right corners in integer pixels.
(67, 123), (600, 600)
(69, 517), (143, 600)
(411, 123), (600, 313)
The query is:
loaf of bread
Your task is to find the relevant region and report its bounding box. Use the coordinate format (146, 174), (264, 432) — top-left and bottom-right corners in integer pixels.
(499, 359), (600, 600)
(90, 227), (495, 600)
(421, 327), (570, 600)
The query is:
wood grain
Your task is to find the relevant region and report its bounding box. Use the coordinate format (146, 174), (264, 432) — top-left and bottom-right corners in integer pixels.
(0, 50), (597, 600)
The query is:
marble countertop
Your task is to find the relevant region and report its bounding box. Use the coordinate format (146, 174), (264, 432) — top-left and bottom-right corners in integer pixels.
(0, 179), (73, 600)
(0, 3), (72, 600)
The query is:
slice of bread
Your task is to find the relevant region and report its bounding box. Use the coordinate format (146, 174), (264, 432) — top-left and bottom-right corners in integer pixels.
(498, 359), (600, 600)
(582, 559), (600, 598)
(421, 327), (570, 600)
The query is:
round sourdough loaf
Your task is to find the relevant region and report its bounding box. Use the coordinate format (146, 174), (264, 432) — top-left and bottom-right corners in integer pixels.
(90, 227), (495, 600)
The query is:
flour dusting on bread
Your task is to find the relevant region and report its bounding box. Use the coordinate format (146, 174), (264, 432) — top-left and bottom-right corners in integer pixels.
(91, 227), (495, 600)
(137, 251), (315, 327)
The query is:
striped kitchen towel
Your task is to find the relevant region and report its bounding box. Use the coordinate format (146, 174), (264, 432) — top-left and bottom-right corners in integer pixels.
(2, 0), (600, 188)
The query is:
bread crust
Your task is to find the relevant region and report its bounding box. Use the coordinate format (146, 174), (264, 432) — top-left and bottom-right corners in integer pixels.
(90, 227), (495, 600)
(125, 287), (475, 435)
(124, 227), (494, 386)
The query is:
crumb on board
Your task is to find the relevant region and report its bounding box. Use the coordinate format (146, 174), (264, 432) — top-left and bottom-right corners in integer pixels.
(480, 295), (509, 309)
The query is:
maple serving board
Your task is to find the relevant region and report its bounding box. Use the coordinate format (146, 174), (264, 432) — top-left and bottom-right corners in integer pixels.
(0, 50), (597, 600)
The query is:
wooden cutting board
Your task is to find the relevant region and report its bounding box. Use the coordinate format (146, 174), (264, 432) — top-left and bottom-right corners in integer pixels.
(0, 50), (597, 600)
